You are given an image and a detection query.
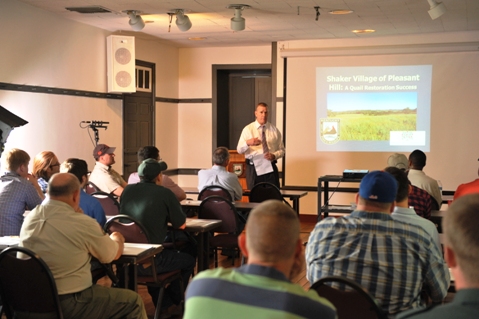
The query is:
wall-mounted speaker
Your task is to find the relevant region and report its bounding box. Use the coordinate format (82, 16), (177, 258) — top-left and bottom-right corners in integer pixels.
(107, 35), (136, 93)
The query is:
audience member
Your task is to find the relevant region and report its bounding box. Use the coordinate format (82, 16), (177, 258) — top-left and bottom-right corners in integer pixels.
(32, 151), (61, 193)
(408, 150), (442, 209)
(120, 158), (195, 316)
(89, 144), (127, 197)
(453, 164), (479, 200)
(306, 170), (449, 316)
(398, 194), (479, 319)
(198, 146), (243, 201)
(19, 173), (146, 319)
(184, 200), (336, 319)
(0, 148), (43, 236)
(385, 166), (441, 252)
(237, 102), (285, 189)
(388, 153), (433, 219)
(60, 158), (106, 226)
(127, 146), (186, 201)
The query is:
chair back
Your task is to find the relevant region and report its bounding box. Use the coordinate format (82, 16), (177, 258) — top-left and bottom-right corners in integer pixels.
(91, 191), (120, 218)
(249, 182), (284, 203)
(104, 215), (150, 244)
(85, 181), (101, 195)
(310, 276), (387, 319)
(199, 195), (238, 234)
(198, 185), (233, 202)
(0, 247), (64, 319)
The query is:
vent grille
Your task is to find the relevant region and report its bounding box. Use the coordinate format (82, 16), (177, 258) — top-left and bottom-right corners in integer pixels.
(65, 6), (112, 14)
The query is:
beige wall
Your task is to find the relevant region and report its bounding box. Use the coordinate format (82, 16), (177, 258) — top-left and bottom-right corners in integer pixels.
(176, 46), (272, 187)
(0, 0), (180, 175)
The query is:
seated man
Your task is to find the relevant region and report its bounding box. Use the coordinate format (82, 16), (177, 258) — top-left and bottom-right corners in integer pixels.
(306, 170), (449, 316)
(398, 194), (479, 319)
(127, 146), (186, 201)
(89, 144), (127, 197)
(408, 150), (442, 209)
(120, 159), (195, 316)
(0, 148), (44, 236)
(19, 173), (146, 319)
(385, 166), (441, 252)
(32, 151), (61, 193)
(60, 158), (106, 226)
(453, 164), (479, 200)
(198, 146), (243, 201)
(184, 200), (336, 319)
(388, 153), (433, 219)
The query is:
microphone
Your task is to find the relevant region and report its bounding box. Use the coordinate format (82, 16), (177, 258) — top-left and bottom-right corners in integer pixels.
(81, 121), (110, 125)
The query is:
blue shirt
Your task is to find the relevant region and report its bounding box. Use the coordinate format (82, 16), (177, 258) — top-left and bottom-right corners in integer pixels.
(80, 189), (106, 227)
(0, 171), (43, 236)
(306, 210), (450, 316)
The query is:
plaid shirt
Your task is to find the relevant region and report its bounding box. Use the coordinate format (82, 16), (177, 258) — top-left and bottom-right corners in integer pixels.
(306, 210), (450, 316)
(0, 171), (43, 236)
(408, 185), (433, 219)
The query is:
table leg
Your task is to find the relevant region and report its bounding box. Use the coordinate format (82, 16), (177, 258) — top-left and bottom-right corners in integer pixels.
(292, 198), (299, 215)
(196, 233), (205, 273)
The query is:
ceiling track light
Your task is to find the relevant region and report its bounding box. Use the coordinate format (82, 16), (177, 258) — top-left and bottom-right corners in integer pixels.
(427, 0), (446, 20)
(167, 9), (192, 32)
(314, 6), (320, 21)
(227, 4), (251, 31)
(125, 10), (145, 31)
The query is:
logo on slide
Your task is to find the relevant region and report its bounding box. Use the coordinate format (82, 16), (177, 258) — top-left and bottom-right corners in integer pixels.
(320, 118), (340, 144)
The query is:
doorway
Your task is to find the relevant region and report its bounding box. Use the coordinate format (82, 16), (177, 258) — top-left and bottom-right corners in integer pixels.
(122, 60), (155, 178)
(213, 65), (272, 150)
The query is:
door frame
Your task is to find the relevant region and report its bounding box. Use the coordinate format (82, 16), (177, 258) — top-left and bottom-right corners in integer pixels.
(122, 59), (156, 174)
(212, 64), (272, 150)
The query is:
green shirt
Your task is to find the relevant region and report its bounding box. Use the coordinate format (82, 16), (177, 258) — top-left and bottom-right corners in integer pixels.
(120, 181), (185, 244)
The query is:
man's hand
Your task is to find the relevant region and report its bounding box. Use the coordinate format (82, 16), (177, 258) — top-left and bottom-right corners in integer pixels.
(264, 152), (276, 161)
(247, 137), (261, 146)
(26, 174), (45, 200)
(289, 244), (305, 280)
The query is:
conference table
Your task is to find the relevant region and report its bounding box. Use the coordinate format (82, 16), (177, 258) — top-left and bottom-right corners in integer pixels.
(182, 218), (223, 272)
(183, 187), (308, 215)
(113, 243), (164, 291)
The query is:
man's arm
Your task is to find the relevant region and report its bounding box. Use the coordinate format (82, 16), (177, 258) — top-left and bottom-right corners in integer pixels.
(424, 246), (450, 301)
(109, 231), (125, 260)
(26, 174), (45, 201)
(270, 127), (285, 160)
(162, 174), (187, 201)
(227, 174), (243, 201)
(237, 124), (255, 154)
(167, 191), (187, 228)
(112, 186), (124, 197)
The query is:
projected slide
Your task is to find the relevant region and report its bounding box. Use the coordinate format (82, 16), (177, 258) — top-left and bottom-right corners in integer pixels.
(316, 65), (431, 152)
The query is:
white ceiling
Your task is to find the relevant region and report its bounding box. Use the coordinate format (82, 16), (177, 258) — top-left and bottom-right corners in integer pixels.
(16, 0), (479, 48)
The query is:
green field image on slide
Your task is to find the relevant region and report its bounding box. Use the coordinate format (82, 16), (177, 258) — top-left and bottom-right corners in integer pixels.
(328, 110), (417, 141)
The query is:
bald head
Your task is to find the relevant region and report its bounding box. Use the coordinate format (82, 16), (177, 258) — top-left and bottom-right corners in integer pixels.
(444, 194), (479, 284)
(245, 200), (300, 263)
(48, 173), (81, 199)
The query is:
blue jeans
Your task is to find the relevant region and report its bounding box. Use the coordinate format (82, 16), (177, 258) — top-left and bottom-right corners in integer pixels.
(137, 249), (195, 308)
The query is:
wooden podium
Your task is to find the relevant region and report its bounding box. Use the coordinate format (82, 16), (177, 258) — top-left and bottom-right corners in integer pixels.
(227, 150), (248, 201)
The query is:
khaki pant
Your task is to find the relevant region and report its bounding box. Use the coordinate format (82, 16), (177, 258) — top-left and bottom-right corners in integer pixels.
(59, 285), (147, 319)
